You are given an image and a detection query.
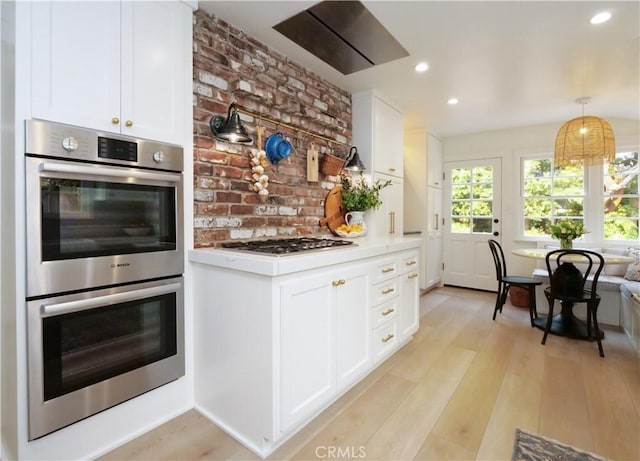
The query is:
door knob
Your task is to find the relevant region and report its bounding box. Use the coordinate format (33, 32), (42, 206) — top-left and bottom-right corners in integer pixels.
(493, 231), (499, 236)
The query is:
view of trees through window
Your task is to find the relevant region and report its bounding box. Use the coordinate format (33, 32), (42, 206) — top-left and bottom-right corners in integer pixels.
(604, 151), (639, 240)
(522, 151), (639, 240)
(523, 159), (584, 236)
(451, 165), (494, 233)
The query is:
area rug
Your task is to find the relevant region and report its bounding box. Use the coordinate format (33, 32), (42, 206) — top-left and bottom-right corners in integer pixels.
(512, 428), (608, 461)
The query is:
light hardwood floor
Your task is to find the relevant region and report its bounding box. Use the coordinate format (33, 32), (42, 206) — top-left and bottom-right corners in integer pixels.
(100, 287), (640, 461)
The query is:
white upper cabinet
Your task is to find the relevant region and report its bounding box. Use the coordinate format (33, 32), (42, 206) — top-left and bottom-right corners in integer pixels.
(426, 133), (443, 188)
(352, 92), (404, 178)
(31, 1), (189, 145)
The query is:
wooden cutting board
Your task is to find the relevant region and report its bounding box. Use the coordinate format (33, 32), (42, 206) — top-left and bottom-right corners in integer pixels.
(307, 143), (318, 182)
(319, 185), (346, 235)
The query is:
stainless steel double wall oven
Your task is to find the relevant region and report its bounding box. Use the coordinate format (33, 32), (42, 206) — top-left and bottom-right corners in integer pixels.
(25, 119), (185, 440)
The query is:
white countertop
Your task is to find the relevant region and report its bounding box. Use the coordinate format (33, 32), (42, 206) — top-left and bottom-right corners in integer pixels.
(189, 236), (422, 276)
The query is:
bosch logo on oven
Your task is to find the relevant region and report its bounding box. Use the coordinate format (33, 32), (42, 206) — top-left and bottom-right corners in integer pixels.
(111, 263), (131, 268)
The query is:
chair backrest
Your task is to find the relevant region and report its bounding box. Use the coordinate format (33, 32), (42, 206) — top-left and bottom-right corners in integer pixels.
(544, 249), (605, 301)
(488, 239), (507, 281)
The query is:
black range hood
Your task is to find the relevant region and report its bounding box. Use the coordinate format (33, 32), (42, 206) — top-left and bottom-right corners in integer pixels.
(273, 1), (409, 75)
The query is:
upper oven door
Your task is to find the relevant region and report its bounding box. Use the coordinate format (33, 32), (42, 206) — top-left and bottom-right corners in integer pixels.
(26, 156), (184, 297)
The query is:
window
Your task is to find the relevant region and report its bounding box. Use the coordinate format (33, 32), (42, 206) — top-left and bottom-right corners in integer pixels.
(451, 165), (494, 233)
(604, 151), (639, 240)
(522, 159), (585, 237)
(521, 151), (639, 241)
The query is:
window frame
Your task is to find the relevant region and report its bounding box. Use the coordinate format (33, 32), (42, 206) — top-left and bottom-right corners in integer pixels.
(518, 146), (640, 245)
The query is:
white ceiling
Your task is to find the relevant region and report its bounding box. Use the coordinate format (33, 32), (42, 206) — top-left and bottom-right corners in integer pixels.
(199, 1), (640, 137)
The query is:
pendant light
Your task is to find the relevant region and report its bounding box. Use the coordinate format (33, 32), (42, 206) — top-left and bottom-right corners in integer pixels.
(554, 97), (615, 167)
(344, 146), (366, 172)
(209, 103), (253, 144)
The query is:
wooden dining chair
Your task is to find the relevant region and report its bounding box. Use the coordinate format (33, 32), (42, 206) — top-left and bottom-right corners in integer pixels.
(488, 239), (541, 326)
(542, 249), (606, 357)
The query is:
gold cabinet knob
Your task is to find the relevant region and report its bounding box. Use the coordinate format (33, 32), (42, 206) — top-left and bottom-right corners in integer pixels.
(111, 117), (120, 124)
(125, 120), (133, 127)
(332, 280), (341, 287)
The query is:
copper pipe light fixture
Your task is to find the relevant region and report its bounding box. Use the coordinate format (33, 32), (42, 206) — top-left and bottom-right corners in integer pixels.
(210, 103), (253, 144)
(344, 146), (366, 172)
(554, 97), (615, 167)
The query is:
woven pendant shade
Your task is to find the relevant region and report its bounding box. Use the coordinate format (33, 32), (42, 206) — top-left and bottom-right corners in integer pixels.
(554, 98), (615, 167)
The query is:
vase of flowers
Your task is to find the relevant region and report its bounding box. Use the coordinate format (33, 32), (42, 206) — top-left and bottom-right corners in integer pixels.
(549, 219), (586, 249)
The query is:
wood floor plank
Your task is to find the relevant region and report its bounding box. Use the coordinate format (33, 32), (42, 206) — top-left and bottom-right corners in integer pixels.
(287, 373), (414, 461)
(581, 351), (640, 460)
(539, 353), (593, 452)
(100, 287), (640, 461)
(363, 346), (476, 460)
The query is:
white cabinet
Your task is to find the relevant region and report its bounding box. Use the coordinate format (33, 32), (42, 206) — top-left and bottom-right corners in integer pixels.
(369, 251), (419, 364)
(398, 253), (420, 339)
(371, 173), (403, 237)
(31, 1), (189, 145)
(426, 186), (443, 288)
(280, 264), (370, 432)
(192, 244), (420, 457)
(403, 129), (443, 289)
(352, 91), (404, 178)
(426, 134), (443, 188)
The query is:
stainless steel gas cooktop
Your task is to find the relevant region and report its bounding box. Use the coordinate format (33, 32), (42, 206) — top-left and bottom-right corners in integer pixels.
(220, 237), (355, 255)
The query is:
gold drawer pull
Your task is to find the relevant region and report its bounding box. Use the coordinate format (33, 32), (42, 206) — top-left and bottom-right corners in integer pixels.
(382, 333), (395, 343)
(381, 267), (394, 273)
(125, 120), (133, 127)
(332, 279), (346, 286)
(408, 273), (419, 279)
(389, 167), (396, 172)
(382, 308), (395, 316)
(111, 117), (120, 124)
(382, 287), (395, 295)
(406, 260), (417, 266)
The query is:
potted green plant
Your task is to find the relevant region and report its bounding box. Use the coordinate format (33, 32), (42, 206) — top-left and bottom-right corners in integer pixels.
(340, 173), (392, 212)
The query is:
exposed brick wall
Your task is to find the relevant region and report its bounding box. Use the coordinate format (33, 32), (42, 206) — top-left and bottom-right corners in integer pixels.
(192, 9), (352, 248)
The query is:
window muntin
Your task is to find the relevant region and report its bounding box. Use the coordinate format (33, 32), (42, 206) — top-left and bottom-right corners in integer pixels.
(451, 165), (494, 234)
(522, 159), (584, 237)
(603, 151), (639, 240)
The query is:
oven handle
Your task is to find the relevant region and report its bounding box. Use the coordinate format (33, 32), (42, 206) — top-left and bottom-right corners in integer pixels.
(39, 162), (181, 183)
(40, 283), (182, 318)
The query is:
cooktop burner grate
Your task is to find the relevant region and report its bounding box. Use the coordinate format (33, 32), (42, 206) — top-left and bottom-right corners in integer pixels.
(221, 237), (354, 255)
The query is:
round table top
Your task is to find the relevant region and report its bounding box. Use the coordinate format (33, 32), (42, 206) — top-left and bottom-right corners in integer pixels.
(512, 248), (634, 264)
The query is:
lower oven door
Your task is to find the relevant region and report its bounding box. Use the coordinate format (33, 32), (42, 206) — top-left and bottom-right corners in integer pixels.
(27, 277), (184, 440)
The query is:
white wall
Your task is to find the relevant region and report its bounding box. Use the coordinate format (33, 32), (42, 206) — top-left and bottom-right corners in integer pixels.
(441, 118), (640, 276)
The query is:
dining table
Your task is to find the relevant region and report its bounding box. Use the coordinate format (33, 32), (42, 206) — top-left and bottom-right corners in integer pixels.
(512, 247), (634, 340)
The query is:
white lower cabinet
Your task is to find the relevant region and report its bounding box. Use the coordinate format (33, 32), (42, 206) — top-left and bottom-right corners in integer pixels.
(370, 250), (419, 364)
(279, 264), (370, 432)
(399, 256), (420, 338)
(192, 244), (420, 458)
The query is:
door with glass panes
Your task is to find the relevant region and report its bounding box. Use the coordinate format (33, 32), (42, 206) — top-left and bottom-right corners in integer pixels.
(443, 159), (501, 290)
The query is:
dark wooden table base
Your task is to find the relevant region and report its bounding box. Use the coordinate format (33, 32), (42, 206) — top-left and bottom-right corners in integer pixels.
(533, 309), (604, 340)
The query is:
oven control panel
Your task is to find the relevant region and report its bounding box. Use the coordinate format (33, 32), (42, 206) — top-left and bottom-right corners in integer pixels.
(25, 119), (183, 172)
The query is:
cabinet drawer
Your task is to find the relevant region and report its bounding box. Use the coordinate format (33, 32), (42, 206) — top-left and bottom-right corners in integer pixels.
(372, 299), (398, 328)
(400, 252), (419, 274)
(371, 258), (398, 283)
(372, 321), (397, 363)
(372, 279), (398, 306)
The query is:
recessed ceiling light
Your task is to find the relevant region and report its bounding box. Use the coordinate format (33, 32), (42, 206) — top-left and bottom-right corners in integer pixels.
(414, 62), (429, 73)
(590, 11), (612, 24)
(447, 98), (459, 105)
